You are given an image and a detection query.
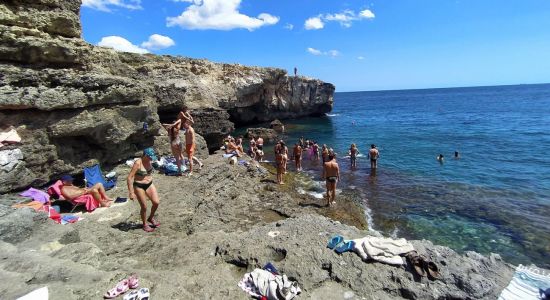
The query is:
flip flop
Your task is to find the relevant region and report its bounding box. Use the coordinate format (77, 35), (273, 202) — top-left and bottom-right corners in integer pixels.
(327, 235), (344, 249)
(123, 290), (139, 300)
(104, 279), (129, 299)
(425, 261), (440, 280)
(128, 274), (139, 289)
(148, 218), (160, 228)
(406, 251), (427, 277)
(143, 224), (154, 232)
(137, 288), (150, 300)
(335, 241), (355, 254)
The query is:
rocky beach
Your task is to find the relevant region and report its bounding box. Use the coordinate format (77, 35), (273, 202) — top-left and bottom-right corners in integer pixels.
(0, 153), (515, 299)
(0, 0), (525, 299)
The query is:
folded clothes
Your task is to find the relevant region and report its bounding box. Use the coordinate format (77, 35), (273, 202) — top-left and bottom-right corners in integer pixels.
(19, 187), (50, 204)
(352, 236), (414, 265)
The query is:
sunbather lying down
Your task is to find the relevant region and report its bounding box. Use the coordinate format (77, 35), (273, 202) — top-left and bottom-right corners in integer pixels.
(60, 175), (113, 207)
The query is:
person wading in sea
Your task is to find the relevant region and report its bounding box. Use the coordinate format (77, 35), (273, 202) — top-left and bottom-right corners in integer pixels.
(293, 142), (303, 171)
(322, 152), (340, 207)
(369, 144), (379, 169)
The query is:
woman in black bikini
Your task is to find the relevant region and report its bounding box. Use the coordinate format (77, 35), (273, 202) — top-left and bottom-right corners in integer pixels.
(127, 148), (161, 232)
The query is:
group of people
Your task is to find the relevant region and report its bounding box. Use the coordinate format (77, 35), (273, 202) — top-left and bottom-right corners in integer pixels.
(271, 140), (382, 206)
(58, 105), (201, 232)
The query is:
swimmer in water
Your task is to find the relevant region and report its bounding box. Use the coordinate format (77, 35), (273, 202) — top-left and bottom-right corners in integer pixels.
(454, 151), (460, 159)
(437, 154), (444, 163)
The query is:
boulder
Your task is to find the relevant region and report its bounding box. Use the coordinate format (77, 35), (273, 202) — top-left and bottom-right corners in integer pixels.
(246, 128), (279, 142)
(270, 119), (285, 133)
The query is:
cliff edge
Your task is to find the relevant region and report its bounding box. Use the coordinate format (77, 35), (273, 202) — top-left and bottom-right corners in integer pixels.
(0, 0), (335, 193)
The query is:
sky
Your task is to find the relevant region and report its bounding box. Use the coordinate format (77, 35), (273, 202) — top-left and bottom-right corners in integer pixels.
(81, 0), (550, 92)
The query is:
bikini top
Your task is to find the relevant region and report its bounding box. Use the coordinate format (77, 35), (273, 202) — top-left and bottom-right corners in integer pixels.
(136, 165), (154, 177)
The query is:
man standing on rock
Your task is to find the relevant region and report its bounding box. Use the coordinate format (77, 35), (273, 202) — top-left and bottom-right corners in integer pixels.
(183, 122), (198, 176)
(322, 153), (340, 207)
(293, 142), (302, 171)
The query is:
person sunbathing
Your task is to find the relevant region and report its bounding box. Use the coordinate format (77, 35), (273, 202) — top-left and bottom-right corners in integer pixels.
(225, 138), (242, 157)
(60, 175), (113, 207)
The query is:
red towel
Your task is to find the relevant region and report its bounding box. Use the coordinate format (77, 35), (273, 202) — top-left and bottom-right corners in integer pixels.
(47, 180), (99, 212)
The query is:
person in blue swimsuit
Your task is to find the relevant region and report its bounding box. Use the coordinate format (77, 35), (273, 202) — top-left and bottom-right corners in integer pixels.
(127, 148), (161, 232)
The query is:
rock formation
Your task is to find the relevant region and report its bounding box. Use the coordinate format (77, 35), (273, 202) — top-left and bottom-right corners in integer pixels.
(0, 0), (334, 193)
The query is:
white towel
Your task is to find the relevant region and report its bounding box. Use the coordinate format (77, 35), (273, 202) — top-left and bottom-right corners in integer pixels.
(352, 236), (414, 265)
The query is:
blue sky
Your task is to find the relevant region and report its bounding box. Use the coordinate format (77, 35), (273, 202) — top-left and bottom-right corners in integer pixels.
(81, 0), (550, 92)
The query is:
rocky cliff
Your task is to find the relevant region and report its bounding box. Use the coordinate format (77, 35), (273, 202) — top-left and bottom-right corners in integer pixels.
(0, 0), (335, 193)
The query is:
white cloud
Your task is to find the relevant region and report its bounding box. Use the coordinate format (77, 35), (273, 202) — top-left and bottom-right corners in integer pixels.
(284, 23), (294, 30)
(307, 47), (340, 57)
(327, 50), (340, 57)
(305, 8), (375, 30)
(304, 16), (324, 30)
(98, 36), (149, 54)
(167, 0), (279, 31)
(307, 47), (323, 55)
(141, 34), (175, 50)
(82, 0), (142, 12)
(357, 56), (365, 60)
(359, 9), (375, 19)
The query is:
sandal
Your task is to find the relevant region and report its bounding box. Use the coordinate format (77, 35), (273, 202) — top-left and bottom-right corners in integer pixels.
(406, 251), (427, 277)
(334, 241), (355, 254)
(104, 279), (129, 299)
(123, 290), (139, 300)
(148, 218), (160, 228)
(138, 288), (150, 300)
(425, 261), (440, 280)
(128, 274), (139, 289)
(143, 224), (154, 232)
(327, 235), (344, 249)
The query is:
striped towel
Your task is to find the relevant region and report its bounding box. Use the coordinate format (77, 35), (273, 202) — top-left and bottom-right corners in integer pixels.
(499, 264), (550, 300)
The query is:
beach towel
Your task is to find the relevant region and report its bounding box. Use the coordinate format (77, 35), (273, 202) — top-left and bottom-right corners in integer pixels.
(12, 201), (44, 211)
(498, 264), (550, 300)
(39, 205), (61, 223)
(61, 215), (81, 225)
(84, 164), (117, 190)
(238, 268), (301, 300)
(19, 188), (50, 204)
(0, 126), (21, 148)
(352, 236), (414, 265)
(47, 180), (100, 212)
(16, 286), (48, 300)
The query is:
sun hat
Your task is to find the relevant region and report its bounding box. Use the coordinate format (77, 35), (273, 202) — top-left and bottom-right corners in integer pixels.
(60, 174), (74, 182)
(143, 147), (157, 161)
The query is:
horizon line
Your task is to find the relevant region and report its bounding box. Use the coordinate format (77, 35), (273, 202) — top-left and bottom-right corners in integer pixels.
(336, 82), (550, 94)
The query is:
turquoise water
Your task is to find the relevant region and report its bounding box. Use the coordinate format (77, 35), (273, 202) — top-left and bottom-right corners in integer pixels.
(255, 84), (550, 267)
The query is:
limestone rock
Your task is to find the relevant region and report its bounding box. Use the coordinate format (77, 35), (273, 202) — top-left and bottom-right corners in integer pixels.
(0, 0), (334, 193)
(246, 128), (279, 142)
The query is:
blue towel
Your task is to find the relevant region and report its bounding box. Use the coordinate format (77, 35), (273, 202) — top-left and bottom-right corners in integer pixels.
(84, 164), (116, 190)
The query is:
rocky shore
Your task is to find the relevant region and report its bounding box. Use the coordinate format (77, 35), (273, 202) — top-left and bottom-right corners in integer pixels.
(0, 153), (514, 299)
(0, 0), (335, 193)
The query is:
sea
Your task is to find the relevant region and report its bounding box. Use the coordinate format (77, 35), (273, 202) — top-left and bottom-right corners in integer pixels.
(242, 83), (550, 268)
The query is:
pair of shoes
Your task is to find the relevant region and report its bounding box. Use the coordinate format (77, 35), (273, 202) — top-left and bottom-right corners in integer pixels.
(405, 251), (440, 280)
(104, 275), (139, 299)
(124, 288), (150, 300)
(327, 236), (355, 254)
